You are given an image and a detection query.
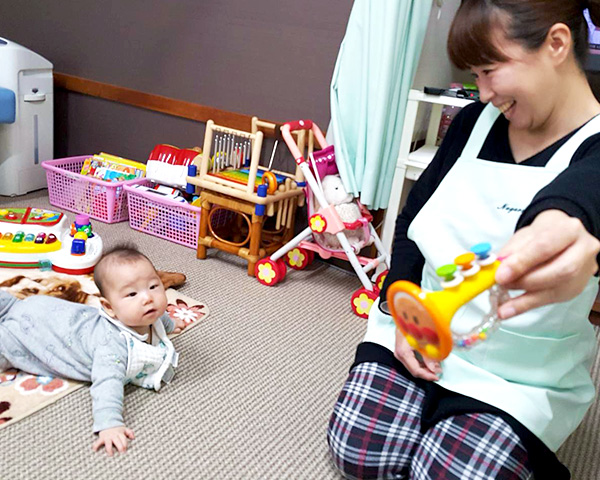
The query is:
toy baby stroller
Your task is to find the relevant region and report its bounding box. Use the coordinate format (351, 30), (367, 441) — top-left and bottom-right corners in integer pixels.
(255, 120), (390, 318)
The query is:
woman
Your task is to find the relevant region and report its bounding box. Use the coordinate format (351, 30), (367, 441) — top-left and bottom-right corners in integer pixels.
(328, 1), (600, 479)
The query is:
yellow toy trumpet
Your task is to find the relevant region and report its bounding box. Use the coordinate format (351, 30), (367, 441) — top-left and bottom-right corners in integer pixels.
(385, 243), (508, 361)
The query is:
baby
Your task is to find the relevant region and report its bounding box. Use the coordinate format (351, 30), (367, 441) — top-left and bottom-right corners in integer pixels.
(0, 245), (186, 455)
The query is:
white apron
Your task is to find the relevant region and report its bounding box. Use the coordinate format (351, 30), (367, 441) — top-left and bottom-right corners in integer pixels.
(364, 104), (600, 451)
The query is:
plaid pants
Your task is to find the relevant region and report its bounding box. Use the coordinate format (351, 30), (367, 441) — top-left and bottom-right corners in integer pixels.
(327, 362), (533, 480)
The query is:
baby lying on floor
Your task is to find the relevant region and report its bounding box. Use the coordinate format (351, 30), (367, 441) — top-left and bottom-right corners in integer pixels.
(0, 245), (186, 455)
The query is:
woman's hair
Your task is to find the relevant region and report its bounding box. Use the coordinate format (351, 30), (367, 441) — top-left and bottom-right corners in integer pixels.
(448, 0), (600, 70)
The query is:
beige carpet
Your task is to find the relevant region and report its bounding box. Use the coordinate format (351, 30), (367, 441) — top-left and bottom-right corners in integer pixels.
(0, 190), (598, 479)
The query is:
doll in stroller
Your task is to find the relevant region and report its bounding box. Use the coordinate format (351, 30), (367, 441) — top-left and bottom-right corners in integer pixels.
(255, 120), (390, 318)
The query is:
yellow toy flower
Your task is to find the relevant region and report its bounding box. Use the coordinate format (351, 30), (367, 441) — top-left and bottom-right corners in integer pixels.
(257, 262), (277, 284)
(309, 214), (326, 233)
(287, 248), (306, 268)
(353, 293), (374, 317)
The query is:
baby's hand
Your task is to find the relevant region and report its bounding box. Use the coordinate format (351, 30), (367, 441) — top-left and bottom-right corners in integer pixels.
(172, 318), (187, 333)
(93, 426), (135, 456)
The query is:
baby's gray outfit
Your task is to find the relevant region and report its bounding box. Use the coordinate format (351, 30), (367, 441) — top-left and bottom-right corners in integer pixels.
(0, 289), (174, 432)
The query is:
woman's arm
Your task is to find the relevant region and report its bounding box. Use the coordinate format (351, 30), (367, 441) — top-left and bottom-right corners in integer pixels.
(497, 135), (600, 317)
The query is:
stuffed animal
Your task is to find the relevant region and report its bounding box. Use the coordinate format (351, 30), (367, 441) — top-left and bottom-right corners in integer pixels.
(320, 175), (363, 249)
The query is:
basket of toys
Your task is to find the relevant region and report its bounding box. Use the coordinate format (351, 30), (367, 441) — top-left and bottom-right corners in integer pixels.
(42, 153), (148, 223)
(124, 184), (202, 249)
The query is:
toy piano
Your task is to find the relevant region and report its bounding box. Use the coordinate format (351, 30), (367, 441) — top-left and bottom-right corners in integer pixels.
(0, 207), (103, 274)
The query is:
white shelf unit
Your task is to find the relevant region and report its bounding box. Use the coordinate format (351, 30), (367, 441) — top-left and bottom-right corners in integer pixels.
(381, 89), (474, 253)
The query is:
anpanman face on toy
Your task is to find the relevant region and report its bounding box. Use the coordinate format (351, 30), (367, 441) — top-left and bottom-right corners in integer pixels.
(392, 293), (439, 348)
(387, 280), (452, 361)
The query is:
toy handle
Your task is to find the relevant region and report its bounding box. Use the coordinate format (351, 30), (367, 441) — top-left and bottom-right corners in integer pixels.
(283, 119), (313, 132)
(452, 284), (510, 348)
(280, 120), (328, 164)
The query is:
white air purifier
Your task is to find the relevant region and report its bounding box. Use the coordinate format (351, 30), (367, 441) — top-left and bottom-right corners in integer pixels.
(0, 37), (53, 196)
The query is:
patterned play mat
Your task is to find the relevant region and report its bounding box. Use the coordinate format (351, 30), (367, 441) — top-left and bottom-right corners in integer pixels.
(0, 268), (208, 430)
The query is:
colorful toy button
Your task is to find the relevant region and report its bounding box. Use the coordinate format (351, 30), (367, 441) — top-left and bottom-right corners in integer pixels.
(470, 242), (492, 260)
(24, 233), (35, 242)
(2, 233), (13, 241)
(436, 264), (457, 282)
(71, 238), (86, 256)
(13, 231), (24, 243)
(35, 233), (46, 244)
(46, 233), (58, 244)
(454, 252), (476, 270)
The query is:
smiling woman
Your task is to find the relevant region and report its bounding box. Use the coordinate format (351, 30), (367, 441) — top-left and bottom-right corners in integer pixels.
(448, 0), (600, 70)
(327, 1), (600, 479)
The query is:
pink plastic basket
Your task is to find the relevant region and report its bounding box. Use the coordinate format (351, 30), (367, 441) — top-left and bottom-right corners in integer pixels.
(42, 155), (148, 223)
(124, 184), (202, 249)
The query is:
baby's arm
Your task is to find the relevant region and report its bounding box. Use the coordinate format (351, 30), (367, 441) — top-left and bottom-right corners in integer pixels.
(90, 338), (133, 456)
(160, 311), (185, 334)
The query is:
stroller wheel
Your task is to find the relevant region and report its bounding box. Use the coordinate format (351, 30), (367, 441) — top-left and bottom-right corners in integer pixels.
(255, 258), (286, 286)
(374, 270), (389, 292)
(351, 287), (379, 319)
(275, 258), (287, 279)
(284, 247), (314, 270)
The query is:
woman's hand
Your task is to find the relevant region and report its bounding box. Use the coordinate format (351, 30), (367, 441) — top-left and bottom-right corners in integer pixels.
(495, 209), (600, 319)
(394, 329), (441, 381)
(93, 426), (135, 456)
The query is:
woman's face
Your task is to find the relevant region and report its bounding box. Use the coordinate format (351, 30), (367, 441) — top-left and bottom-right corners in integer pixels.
(470, 32), (557, 132)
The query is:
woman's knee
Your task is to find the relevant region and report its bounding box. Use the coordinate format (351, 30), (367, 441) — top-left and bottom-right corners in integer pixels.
(410, 413), (532, 480)
(327, 362), (425, 479)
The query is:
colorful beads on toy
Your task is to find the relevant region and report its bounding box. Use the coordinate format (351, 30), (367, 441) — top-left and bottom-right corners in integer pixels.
(46, 234), (58, 244)
(13, 231), (24, 243)
(260, 171), (278, 194)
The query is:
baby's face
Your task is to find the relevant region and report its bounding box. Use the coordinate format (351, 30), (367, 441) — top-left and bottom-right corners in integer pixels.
(101, 259), (167, 333)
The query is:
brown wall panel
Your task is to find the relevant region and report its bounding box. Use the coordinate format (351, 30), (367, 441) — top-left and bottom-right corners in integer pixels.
(0, 0), (352, 159)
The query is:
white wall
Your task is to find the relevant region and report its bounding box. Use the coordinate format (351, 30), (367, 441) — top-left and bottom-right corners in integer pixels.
(408, 0), (472, 140)
(413, 0), (472, 90)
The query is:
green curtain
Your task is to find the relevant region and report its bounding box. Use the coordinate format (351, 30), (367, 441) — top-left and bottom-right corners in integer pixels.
(330, 0), (433, 210)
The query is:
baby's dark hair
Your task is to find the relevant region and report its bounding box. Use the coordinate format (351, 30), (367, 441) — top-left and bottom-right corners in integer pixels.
(93, 244), (155, 297)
